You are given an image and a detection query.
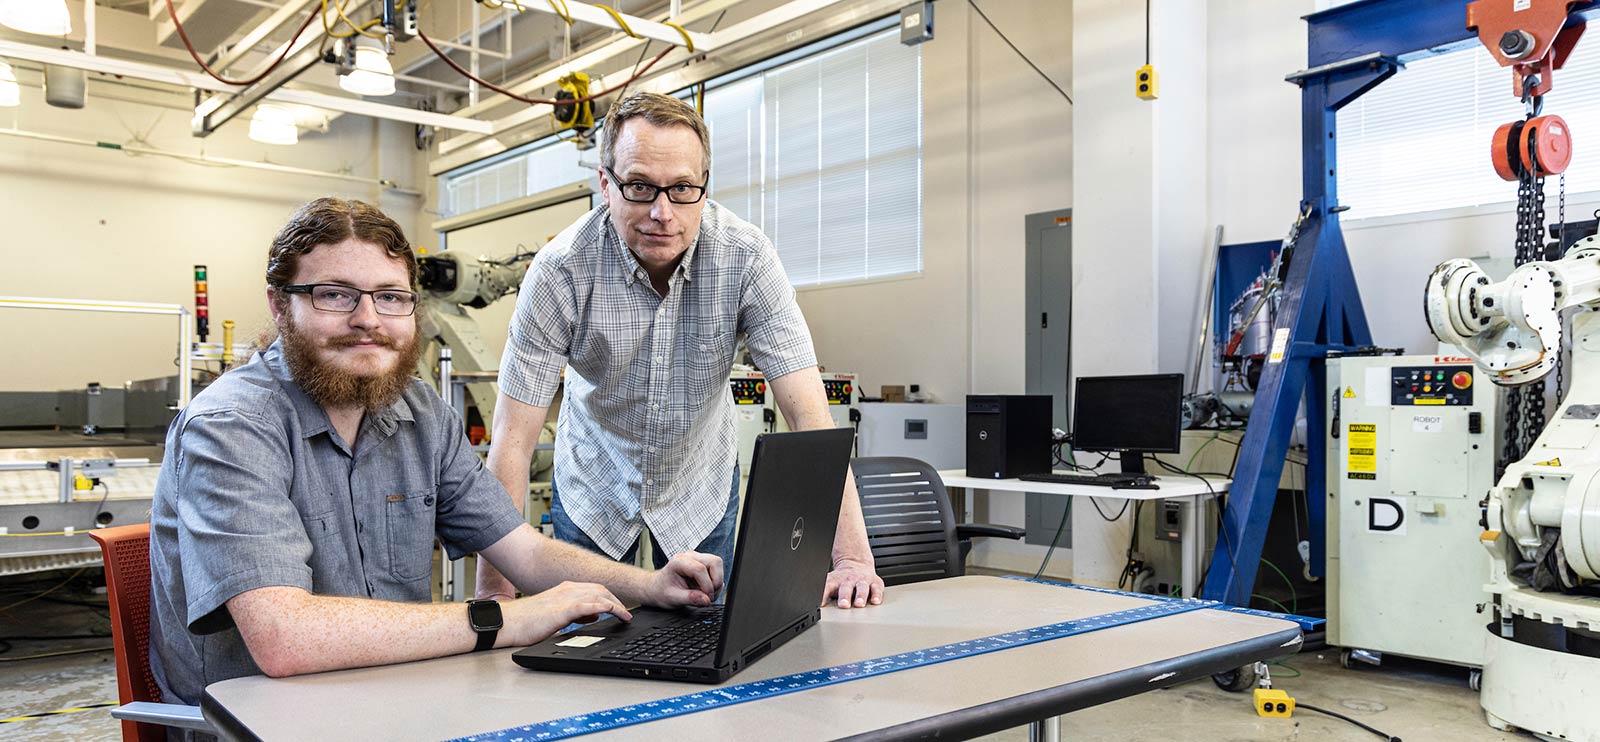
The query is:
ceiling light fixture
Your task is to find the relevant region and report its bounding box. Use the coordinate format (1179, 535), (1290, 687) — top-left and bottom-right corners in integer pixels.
(338, 36), (395, 97)
(248, 104), (298, 146)
(0, 0), (72, 37)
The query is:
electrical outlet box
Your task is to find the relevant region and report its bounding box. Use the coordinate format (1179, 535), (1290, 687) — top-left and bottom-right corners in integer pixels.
(1155, 499), (1182, 542)
(1254, 688), (1295, 718)
(1136, 64), (1159, 100)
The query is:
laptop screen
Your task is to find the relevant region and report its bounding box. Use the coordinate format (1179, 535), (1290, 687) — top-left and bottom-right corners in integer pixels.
(714, 427), (855, 667)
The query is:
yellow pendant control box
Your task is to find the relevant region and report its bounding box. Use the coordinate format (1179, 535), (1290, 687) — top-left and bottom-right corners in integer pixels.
(1254, 688), (1295, 718)
(1136, 64), (1159, 100)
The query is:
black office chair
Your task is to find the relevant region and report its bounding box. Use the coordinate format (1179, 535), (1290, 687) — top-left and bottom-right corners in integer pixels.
(852, 456), (1026, 586)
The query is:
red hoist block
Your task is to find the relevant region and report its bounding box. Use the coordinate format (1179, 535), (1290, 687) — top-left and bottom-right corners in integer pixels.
(1492, 114), (1573, 181)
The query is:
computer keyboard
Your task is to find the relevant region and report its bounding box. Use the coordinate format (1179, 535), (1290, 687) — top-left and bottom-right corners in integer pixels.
(1017, 472), (1158, 489)
(600, 607), (724, 665)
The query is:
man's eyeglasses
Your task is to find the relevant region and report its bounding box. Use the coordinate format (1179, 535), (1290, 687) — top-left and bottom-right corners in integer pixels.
(280, 283), (419, 316)
(605, 167), (708, 205)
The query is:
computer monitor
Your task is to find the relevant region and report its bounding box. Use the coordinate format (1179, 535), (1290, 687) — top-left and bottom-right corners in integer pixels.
(1071, 373), (1184, 476)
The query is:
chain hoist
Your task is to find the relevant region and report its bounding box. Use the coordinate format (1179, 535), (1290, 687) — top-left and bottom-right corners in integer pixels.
(1491, 71), (1573, 466)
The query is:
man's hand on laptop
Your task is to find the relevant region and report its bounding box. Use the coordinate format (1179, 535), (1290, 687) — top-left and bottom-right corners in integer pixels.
(645, 551), (724, 608)
(503, 581), (633, 647)
(823, 559), (885, 609)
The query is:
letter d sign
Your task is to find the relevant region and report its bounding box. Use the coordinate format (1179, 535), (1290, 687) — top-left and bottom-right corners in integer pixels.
(1368, 497), (1406, 536)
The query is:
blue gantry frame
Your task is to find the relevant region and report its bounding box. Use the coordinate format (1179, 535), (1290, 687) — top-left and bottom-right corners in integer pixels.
(1201, 0), (1600, 606)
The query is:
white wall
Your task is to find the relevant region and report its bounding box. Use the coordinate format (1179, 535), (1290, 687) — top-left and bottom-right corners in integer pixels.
(782, 1), (1072, 577)
(794, 0), (1072, 406)
(1207, 1), (1308, 246)
(0, 79), (424, 393)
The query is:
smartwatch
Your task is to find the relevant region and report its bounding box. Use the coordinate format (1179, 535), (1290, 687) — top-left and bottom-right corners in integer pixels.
(467, 599), (502, 652)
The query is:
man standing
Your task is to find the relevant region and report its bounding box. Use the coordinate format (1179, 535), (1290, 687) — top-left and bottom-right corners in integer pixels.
(147, 198), (721, 707)
(479, 93), (883, 609)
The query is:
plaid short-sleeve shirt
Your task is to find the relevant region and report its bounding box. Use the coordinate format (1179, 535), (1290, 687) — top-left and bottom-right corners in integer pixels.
(499, 201), (817, 559)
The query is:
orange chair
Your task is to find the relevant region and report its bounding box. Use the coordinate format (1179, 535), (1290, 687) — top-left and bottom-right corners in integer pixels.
(88, 523), (212, 740)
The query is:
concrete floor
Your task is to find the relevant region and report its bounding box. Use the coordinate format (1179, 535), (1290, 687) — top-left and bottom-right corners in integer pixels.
(0, 569), (1527, 742)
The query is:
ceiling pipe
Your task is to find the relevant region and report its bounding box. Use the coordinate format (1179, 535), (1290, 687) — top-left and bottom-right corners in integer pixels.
(0, 125), (421, 194)
(0, 39), (492, 134)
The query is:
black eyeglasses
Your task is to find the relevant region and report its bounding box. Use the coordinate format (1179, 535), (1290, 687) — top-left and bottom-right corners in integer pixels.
(605, 167), (709, 204)
(280, 283), (419, 316)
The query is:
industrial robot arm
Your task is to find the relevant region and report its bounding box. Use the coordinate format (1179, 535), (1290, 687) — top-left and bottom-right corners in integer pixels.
(414, 249), (548, 452)
(418, 251), (533, 308)
(1425, 236), (1600, 592)
(1424, 237), (1600, 385)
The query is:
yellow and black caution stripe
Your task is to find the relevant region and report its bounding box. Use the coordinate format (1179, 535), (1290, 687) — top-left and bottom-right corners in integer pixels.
(0, 701), (116, 724)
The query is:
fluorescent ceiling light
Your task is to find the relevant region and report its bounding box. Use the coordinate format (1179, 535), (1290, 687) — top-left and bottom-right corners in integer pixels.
(249, 104), (298, 146)
(339, 36), (394, 97)
(0, 60), (18, 107)
(0, 0), (71, 37)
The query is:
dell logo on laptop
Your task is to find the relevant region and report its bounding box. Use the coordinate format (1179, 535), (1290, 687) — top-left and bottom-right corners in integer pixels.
(790, 517), (805, 550)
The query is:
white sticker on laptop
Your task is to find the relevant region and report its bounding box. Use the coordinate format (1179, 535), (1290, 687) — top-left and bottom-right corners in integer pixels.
(556, 635), (607, 648)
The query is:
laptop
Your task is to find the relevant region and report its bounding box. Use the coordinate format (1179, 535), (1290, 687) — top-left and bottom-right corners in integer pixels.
(512, 427), (855, 684)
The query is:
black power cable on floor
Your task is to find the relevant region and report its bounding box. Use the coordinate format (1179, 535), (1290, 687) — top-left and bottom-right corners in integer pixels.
(0, 646), (113, 663)
(1297, 702), (1403, 742)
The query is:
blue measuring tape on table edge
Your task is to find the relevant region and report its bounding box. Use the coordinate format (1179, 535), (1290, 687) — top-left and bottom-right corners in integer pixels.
(449, 578), (1319, 742)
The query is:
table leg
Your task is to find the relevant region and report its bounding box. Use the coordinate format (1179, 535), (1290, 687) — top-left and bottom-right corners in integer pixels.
(442, 555), (469, 602)
(1029, 715), (1060, 742)
(1181, 496), (1203, 598)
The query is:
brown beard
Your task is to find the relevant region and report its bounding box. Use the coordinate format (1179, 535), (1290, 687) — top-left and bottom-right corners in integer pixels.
(279, 313), (423, 411)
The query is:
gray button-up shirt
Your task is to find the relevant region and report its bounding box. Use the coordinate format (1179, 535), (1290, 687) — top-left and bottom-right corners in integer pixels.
(499, 201), (817, 560)
(147, 340), (525, 706)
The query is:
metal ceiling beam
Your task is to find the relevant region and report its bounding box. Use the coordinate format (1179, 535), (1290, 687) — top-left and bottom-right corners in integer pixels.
(151, 0), (261, 53)
(435, 0), (866, 162)
(445, 0), (741, 122)
(209, 0), (320, 74)
(500, 0), (713, 52)
(428, 0), (902, 174)
(191, 33), (327, 136)
(0, 39), (492, 134)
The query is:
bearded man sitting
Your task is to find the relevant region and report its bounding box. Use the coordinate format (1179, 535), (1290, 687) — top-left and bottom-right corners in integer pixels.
(145, 198), (723, 719)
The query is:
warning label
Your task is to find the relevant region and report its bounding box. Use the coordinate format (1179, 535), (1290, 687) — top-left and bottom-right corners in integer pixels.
(1343, 386), (1356, 399)
(1347, 423), (1377, 479)
(1268, 328), (1291, 363)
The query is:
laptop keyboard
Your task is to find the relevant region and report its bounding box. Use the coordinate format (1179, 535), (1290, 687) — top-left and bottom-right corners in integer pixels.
(599, 607), (724, 665)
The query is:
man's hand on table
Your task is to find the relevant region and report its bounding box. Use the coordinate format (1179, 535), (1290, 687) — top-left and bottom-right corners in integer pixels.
(823, 558), (885, 609)
(500, 582), (632, 647)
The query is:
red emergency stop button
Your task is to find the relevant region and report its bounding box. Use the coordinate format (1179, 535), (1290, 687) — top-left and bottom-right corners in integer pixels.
(756, 383), (766, 393)
(1452, 372), (1472, 389)
(844, 384), (852, 394)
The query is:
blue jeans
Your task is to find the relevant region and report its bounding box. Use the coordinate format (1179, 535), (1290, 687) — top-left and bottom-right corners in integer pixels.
(551, 466), (740, 599)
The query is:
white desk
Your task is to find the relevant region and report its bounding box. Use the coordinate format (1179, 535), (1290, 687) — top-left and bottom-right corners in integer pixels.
(201, 576), (1301, 741)
(937, 470), (1230, 598)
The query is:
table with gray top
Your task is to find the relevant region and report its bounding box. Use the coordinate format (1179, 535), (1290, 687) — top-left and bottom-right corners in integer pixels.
(202, 575), (1304, 741)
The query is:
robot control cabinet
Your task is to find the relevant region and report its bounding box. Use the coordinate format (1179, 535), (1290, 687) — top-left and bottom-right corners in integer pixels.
(1326, 354), (1497, 670)
(821, 372), (858, 429)
(730, 368), (773, 479)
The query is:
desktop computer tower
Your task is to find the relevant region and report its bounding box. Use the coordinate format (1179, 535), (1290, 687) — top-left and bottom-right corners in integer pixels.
(965, 395), (1051, 479)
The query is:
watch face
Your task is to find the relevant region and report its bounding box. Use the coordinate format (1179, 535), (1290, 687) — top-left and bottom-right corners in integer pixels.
(469, 600), (503, 632)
